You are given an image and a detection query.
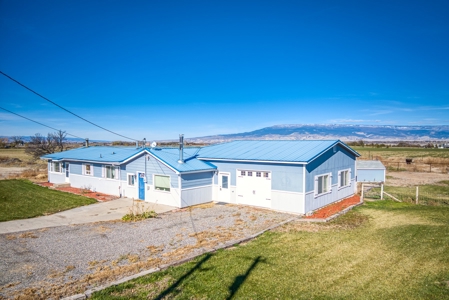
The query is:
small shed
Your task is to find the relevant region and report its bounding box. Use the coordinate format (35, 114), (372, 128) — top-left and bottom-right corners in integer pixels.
(356, 160), (386, 183)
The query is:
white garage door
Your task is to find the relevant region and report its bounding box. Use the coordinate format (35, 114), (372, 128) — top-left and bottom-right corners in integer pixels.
(236, 170), (271, 208)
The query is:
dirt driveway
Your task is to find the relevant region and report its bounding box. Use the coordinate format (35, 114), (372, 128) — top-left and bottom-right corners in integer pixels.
(0, 204), (296, 299)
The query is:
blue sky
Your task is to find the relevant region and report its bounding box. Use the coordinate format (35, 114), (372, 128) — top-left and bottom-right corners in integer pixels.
(1, 0), (448, 141)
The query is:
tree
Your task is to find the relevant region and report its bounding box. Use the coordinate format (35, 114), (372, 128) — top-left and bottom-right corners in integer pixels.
(25, 130), (67, 160)
(11, 136), (24, 147)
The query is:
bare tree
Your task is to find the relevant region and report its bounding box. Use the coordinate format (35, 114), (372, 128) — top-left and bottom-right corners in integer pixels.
(25, 130), (67, 160)
(50, 130), (67, 152)
(11, 136), (24, 147)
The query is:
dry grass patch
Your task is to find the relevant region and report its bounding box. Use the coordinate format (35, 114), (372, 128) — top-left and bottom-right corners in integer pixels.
(18, 232), (38, 239)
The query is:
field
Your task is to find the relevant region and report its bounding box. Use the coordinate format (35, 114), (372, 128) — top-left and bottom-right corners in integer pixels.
(353, 146), (449, 173)
(0, 148), (33, 162)
(0, 179), (97, 222)
(92, 201), (449, 299)
(0, 148), (48, 180)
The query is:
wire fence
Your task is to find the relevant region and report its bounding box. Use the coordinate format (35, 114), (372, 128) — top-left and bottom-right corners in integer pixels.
(361, 184), (449, 207)
(383, 161), (449, 174)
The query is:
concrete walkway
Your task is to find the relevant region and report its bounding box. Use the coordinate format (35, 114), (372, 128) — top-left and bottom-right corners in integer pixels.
(0, 198), (176, 234)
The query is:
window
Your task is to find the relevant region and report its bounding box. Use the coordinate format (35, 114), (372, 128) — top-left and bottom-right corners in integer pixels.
(256, 172), (261, 177)
(104, 165), (119, 179)
(155, 175), (170, 191)
(264, 172), (269, 178)
(128, 174), (136, 186)
(241, 171), (246, 176)
(339, 170), (350, 188)
(247, 171), (252, 176)
(83, 164), (92, 176)
(51, 161), (62, 173)
(315, 173), (331, 196)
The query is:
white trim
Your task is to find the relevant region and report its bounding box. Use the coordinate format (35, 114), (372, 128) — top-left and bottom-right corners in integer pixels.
(337, 168), (351, 189)
(154, 174), (171, 192)
(308, 141), (360, 164)
(198, 157), (307, 165)
(83, 163), (93, 176)
(103, 165), (120, 181)
(50, 161), (63, 173)
(127, 173), (137, 187)
(181, 184), (213, 191)
(314, 172), (332, 198)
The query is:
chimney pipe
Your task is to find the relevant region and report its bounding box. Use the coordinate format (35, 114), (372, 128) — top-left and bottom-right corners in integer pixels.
(85, 138), (89, 147)
(178, 134), (184, 164)
(143, 138), (146, 147)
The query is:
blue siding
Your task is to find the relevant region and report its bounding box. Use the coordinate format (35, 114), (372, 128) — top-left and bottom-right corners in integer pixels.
(204, 160), (304, 193)
(69, 161), (82, 175)
(181, 172), (214, 189)
(357, 169), (385, 182)
(93, 163), (103, 178)
(120, 154), (178, 188)
(306, 145), (356, 192)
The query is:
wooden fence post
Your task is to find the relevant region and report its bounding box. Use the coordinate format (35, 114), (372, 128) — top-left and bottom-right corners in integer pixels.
(381, 184), (384, 200)
(361, 183), (364, 201)
(416, 186), (419, 205)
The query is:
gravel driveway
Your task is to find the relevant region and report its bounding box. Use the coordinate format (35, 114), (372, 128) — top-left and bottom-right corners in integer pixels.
(0, 203), (295, 299)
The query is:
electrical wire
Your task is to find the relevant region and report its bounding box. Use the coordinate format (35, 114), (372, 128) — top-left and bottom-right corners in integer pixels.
(0, 71), (139, 141)
(0, 106), (84, 139)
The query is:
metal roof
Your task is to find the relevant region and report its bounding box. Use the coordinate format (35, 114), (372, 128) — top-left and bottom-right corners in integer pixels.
(356, 160), (385, 170)
(41, 146), (216, 173)
(148, 147), (216, 173)
(197, 140), (359, 163)
(41, 146), (142, 163)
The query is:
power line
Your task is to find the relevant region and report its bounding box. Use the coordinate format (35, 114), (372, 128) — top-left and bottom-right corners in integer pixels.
(0, 71), (139, 141)
(0, 106), (84, 139)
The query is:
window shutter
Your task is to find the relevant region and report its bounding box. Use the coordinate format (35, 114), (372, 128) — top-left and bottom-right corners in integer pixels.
(314, 176), (318, 196)
(102, 166), (105, 178)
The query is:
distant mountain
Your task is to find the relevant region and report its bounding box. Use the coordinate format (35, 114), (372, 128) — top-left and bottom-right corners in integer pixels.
(190, 124), (449, 143)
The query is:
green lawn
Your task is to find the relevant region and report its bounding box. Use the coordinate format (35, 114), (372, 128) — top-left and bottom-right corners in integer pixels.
(92, 201), (449, 299)
(0, 179), (97, 221)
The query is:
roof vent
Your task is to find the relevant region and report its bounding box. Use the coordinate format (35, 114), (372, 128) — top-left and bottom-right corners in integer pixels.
(112, 152), (115, 155)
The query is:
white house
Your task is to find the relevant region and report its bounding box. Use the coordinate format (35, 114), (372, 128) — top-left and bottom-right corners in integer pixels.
(42, 139), (360, 214)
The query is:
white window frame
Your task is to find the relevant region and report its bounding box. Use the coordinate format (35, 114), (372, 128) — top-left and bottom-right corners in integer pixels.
(103, 165), (119, 180)
(338, 169), (351, 189)
(50, 161), (63, 173)
(83, 163), (93, 176)
(154, 174), (171, 192)
(127, 173), (136, 187)
(314, 172), (332, 197)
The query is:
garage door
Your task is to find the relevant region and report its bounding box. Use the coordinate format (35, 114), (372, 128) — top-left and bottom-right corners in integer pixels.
(236, 170), (271, 208)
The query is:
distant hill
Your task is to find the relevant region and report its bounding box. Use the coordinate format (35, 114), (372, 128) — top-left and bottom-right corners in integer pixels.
(190, 124), (449, 143)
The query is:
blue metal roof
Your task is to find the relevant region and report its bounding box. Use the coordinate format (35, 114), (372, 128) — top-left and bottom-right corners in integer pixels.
(148, 147), (216, 173)
(41, 146), (142, 163)
(41, 146), (216, 173)
(197, 140), (360, 163)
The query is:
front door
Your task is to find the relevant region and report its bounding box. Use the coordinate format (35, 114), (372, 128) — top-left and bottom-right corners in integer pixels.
(138, 173), (145, 200)
(65, 162), (70, 183)
(218, 172), (231, 202)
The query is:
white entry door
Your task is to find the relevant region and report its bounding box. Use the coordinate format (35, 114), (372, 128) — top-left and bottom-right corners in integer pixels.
(218, 172), (231, 202)
(236, 170), (271, 208)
